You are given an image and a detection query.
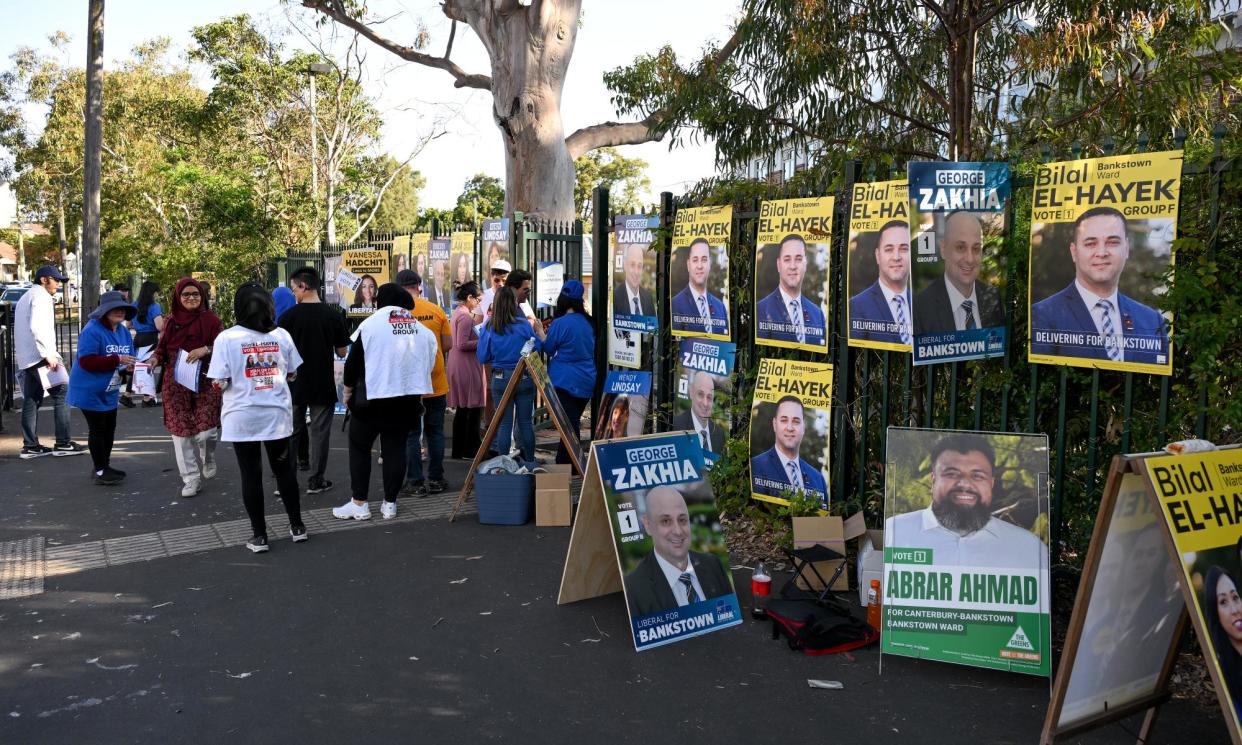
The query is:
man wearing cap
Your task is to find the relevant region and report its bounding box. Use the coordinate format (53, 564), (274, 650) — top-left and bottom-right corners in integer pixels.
(473, 258), (512, 324)
(397, 269), (453, 496)
(15, 266), (87, 458)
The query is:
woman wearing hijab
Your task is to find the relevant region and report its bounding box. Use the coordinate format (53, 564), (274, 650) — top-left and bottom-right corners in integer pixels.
(541, 280), (595, 464)
(68, 291), (138, 485)
(448, 281), (485, 459)
(207, 283), (307, 553)
(154, 277), (224, 498)
(333, 283), (437, 521)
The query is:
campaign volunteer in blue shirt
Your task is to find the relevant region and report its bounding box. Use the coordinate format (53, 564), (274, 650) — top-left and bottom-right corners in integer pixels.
(477, 286), (541, 465)
(543, 280), (596, 464)
(130, 281), (165, 406)
(68, 292), (137, 485)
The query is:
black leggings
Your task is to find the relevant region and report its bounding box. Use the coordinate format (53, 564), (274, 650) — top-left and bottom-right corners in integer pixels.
(80, 408), (117, 472)
(554, 388), (590, 465)
(450, 406), (483, 459)
(348, 411), (411, 503)
(232, 438), (303, 538)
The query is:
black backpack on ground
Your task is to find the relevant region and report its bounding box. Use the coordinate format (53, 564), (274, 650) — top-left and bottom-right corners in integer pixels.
(765, 598), (879, 656)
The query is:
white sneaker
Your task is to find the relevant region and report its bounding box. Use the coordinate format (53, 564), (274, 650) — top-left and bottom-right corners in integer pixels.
(380, 501), (397, 520)
(181, 479), (201, 498)
(332, 500), (372, 520)
(202, 459), (217, 480)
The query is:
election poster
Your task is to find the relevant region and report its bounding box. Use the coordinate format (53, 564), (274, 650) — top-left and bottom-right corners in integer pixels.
(595, 370), (652, 440)
(422, 238), (453, 313)
(323, 256), (342, 306)
(608, 328), (641, 369)
(1144, 448), (1242, 736)
(392, 234), (412, 278)
(596, 432), (742, 651)
(481, 218), (510, 270)
(448, 229), (475, 299)
(1028, 150), (1181, 375)
(909, 162), (1010, 365)
(670, 205), (732, 341)
(754, 198), (833, 353)
(748, 358), (833, 511)
(845, 180), (912, 352)
(882, 427), (1051, 676)
(536, 260), (564, 309)
(338, 249), (387, 317)
(674, 338), (736, 466)
(611, 214), (659, 333)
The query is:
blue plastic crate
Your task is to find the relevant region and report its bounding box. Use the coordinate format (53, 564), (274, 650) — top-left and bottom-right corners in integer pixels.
(475, 472), (535, 525)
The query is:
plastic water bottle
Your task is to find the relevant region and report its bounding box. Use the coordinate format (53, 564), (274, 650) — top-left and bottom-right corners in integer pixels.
(751, 561), (772, 619)
(866, 579), (883, 631)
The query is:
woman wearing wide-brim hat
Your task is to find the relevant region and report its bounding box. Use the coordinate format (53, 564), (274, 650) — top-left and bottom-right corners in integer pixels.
(68, 291), (138, 485)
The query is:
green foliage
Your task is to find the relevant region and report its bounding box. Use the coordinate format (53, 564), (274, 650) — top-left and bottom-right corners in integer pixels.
(366, 159), (424, 231)
(452, 173), (505, 227)
(574, 147), (651, 218)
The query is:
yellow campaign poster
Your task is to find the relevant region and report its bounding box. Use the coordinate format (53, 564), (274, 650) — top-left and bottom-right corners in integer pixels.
(754, 198), (833, 353)
(846, 180), (911, 352)
(449, 230), (476, 292)
(748, 358), (833, 510)
(410, 233), (431, 285)
(1145, 449), (1242, 733)
(670, 205), (732, 341)
(391, 234), (412, 278)
(337, 249), (387, 317)
(1028, 150), (1181, 375)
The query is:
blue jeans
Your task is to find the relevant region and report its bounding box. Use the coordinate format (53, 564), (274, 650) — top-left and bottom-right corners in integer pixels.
(490, 368), (535, 463)
(405, 393), (447, 482)
(21, 366), (71, 448)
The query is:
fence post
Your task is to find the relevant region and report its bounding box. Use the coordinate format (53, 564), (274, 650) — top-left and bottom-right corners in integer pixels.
(831, 160), (860, 510)
(656, 192), (674, 432)
(512, 211), (526, 274)
(590, 187), (611, 439)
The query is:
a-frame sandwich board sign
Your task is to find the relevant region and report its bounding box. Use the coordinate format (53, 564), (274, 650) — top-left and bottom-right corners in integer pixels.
(1042, 446), (1242, 745)
(450, 351), (584, 521)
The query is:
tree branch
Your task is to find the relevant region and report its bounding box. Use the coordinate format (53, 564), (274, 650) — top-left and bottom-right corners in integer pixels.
(301, 0), (492, 90)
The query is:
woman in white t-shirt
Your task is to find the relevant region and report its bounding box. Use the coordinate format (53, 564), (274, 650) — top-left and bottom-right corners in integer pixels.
(207, 283), (307, 554)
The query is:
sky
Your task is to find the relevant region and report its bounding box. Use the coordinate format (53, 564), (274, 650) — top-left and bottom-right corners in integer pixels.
(1, 0), (742, 211)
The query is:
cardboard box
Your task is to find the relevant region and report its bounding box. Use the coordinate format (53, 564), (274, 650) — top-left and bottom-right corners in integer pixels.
(535, 489), (572, 526)
(791, 516), (848, 592)
(536, 464), (572, 492)
(857, 529), (884, 607)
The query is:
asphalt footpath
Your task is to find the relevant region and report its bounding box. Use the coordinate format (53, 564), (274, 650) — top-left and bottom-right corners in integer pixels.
(0, 406), (1228, 744)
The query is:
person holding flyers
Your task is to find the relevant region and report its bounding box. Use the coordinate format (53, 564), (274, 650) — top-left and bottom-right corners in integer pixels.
(885, 433), (1046, 567)
(207, 283), (307, 553)
(913, 211), (1005, 335)
(672, 370), (725, 454)
(16, 266), (87, 459)
(755, 234), (825, 347)
(624, 486), (734, 616)
(612, 243), (656, 318)
(67, 292), (137, 485)
(671, 238), (728, 335)
(131, 281), (165, 406)
(849, 220), (912, 345)
(749, 396), (827, 506)
(1030, 207), (1168, 364)
(1204, 565), (1242, 720)
(448, 282), (485, 459)
(477, 287), (540, 466)
(542, 280), (595, 464)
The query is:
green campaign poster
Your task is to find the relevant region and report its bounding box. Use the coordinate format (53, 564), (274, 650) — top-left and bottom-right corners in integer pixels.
(882, 427), (1051, 675)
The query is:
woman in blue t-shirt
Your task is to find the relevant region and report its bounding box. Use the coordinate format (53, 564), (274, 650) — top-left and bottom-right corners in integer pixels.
(132, 281), (165, 406)
(68, 292), (137, 485)
(542, 280), (596, 464)
(477, 286), (539, 465)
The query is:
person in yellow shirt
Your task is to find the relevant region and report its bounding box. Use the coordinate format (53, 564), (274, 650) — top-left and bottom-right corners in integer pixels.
(397, 269), (453, 495)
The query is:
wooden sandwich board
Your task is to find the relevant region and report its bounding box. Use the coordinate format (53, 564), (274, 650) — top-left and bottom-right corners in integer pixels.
(1042, 446), (1242, 745)
(450, 352), (585, 521)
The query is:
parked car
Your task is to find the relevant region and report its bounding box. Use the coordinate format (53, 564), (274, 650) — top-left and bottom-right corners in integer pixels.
(0, 286), (29, 304)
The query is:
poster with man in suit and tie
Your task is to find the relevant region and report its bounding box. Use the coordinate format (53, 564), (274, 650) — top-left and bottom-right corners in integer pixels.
(846, 180), (912, 352)
(594, 432), (742, 651)
(748, 358), (833, 511)
(754, 197), (832, 353)
(908, 162), (1010, 365)
(670, 205), (732, 341)
(673, 338), (735, 466)
(611, 214), (659, 333)
(1027, 151), (1180, 375)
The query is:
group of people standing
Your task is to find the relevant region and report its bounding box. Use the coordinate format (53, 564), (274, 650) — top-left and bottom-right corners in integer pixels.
(11, 255), (599, 555)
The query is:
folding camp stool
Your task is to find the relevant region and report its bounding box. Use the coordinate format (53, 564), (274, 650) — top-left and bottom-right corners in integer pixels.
(780, 545), (850, 612)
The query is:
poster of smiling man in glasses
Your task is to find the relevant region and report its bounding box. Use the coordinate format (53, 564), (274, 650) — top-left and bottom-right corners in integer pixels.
(883, 428), (1051, 676)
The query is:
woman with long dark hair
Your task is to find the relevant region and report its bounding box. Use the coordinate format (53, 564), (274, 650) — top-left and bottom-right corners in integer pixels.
(448, 281), (485, 458)
(207, 283), (307, 553)
(154, 277), (224, 498)
(131, 280), (165, 406)
(353, 274), (378, 310)
(1205, 565), (1242, 720)
(67, 292), (137, 485)
(477, 286), (539, 464)
(541, 280), (595, 464)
